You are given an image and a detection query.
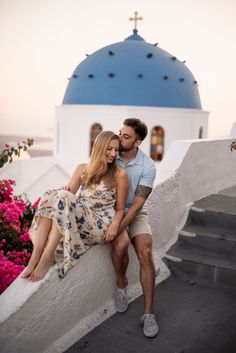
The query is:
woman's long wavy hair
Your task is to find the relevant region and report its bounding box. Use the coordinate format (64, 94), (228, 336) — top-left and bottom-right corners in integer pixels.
(81, 131), (120, 189)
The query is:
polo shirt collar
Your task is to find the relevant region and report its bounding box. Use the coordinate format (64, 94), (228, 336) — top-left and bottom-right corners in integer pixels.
(117, 148), (143, 166)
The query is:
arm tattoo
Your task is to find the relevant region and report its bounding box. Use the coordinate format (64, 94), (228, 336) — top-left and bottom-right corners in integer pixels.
(135, 185), (152, 200)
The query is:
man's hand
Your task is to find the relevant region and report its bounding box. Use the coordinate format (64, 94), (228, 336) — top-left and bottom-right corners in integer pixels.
(116, 185), (153, 236)
(102, 223), (118, 244)
(117, 219), (127, 236)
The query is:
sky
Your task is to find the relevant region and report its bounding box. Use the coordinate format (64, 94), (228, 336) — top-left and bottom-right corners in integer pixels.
(0, 0), (236, 139)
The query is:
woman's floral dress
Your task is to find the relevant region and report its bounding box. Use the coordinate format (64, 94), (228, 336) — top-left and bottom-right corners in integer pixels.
(29, 181), (116, 277)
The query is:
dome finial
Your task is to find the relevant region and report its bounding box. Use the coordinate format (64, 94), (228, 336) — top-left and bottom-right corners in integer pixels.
(129, 11), (143, 31)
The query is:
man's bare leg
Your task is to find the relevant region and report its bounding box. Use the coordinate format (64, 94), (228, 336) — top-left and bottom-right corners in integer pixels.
(132, 234), (155, 314)
(111, 231), (130, 312)
(111, 231), (130, 288)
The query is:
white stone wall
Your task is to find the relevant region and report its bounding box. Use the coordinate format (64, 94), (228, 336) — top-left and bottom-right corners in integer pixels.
(0, 244), (168, 353)
(148, 138), (236, 255)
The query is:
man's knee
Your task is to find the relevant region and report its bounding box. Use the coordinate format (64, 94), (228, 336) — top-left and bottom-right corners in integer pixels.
(133, 237), (153, 265)
(112, 236), (129, 258)
(139, 247), (153, 264)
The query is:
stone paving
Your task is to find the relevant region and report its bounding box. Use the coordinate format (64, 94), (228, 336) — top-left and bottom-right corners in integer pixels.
(65, 275), (236, 353)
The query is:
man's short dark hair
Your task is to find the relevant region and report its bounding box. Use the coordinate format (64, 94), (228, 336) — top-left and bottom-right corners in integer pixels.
(123, 118), (148, 141)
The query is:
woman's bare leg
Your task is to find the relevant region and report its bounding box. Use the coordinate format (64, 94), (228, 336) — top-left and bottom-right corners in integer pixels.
(29, 220), (62, 282)
(22, 217), (52, 278)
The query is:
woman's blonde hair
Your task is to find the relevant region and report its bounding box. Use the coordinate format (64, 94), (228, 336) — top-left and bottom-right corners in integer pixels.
(81, 131), (119, 189)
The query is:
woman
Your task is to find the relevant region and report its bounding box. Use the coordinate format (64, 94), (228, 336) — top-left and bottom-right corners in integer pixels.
(22, 131), (128, 282)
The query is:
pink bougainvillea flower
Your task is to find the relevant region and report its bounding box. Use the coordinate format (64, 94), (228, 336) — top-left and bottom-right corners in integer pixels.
(0, 178), (38, 293)
(13, 258), (23, 265)
(19, 233), (30, 243)
(32, 197), (41, 209)
(0, 255), (24, 294)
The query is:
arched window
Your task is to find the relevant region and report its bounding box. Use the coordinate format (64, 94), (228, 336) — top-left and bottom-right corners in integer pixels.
(150, 126), (164, 161)
(198, 126), (203, 139)
(90, 123), (103, 155)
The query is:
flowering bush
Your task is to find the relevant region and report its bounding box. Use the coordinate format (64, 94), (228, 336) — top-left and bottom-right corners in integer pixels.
(0, 179), (40, 293)
(0, 140), (40, 294)
(0, 139), (34, 168)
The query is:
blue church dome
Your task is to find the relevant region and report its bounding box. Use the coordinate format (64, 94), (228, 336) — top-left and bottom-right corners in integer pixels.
(63, 30), (202, 109)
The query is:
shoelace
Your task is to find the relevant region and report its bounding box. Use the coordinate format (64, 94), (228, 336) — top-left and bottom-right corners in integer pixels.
(114, 287), (127, 301)
(144, 315), (156, 327)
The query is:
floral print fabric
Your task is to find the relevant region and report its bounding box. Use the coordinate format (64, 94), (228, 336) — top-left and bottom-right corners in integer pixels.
(29, 181), (116, 277)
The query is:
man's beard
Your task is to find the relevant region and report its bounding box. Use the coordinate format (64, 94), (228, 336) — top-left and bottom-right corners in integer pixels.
(119, 143), (135, 152)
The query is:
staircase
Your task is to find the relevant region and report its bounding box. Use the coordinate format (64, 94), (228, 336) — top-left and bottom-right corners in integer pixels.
(165, 188), (236, 289)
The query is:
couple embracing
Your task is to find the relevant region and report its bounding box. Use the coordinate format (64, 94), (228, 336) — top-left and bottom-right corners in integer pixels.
(22, 118), (159, 338)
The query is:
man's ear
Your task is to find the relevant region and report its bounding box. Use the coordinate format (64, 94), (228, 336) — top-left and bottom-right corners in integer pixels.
(135, 139), (142, 148)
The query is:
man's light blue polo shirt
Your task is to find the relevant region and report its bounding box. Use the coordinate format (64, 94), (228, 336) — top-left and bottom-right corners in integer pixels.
(117, 148), (156, 214)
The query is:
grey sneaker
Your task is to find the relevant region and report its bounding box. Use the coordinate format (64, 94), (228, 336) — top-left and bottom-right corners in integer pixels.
(114, 286), (128, 313)
(140, 314), (159, 338)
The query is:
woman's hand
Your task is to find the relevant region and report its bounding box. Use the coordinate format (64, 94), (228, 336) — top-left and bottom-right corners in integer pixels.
(61, 185), (71, 191)
(102, 223), (118, 244)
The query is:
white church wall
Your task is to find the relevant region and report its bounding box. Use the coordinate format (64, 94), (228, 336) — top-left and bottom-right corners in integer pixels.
(148, 137), (236, 256)
(56, 104), (208, 163)
(127, 106), (209, 154)
(55, 105), (129, 163)
(0, 103), (208, 200)
(191, 114), (208, 138)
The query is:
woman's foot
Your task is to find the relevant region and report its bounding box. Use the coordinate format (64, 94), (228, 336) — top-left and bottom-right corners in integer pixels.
(29, 254), (54, 282)
(21, 251), (41, 278)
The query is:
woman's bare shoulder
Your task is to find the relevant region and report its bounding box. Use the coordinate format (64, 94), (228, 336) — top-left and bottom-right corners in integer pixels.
(74, 163), (87, 176)
(116, 166), (127, 178)
(77, 163), (87, 170)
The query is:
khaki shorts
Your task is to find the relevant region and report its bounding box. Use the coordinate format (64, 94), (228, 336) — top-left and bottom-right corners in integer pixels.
(127, 213), (152, 240)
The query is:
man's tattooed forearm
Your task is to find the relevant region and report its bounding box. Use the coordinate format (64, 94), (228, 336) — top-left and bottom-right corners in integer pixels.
(135, 185), (152, 199)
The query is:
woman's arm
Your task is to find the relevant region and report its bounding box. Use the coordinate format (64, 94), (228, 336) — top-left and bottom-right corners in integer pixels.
(103, 167), (128, 243)
(66, 163), (87, 194)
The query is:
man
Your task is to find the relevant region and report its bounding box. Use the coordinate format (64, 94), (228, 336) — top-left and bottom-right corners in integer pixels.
(111, 118), (158, 338)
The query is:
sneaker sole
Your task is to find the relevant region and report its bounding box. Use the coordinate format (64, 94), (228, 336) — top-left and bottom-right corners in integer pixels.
(116, 305), (128, 313)
(143, 328), (159, 338)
